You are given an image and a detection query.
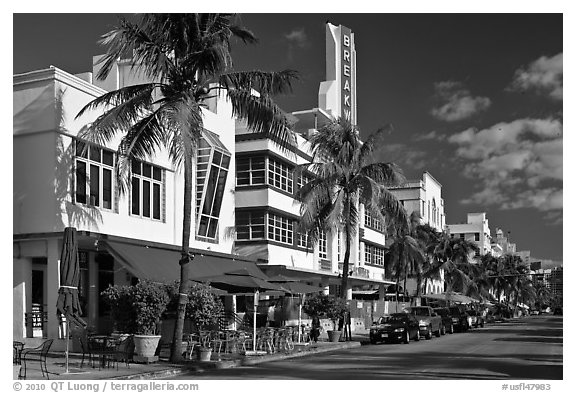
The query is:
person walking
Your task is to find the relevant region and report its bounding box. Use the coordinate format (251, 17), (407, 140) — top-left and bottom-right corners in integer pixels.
(310, 315), (322, 343)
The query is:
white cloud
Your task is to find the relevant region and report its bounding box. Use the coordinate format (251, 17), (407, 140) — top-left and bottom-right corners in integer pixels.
(448, 118), (562, 160)
(509, 53), (563, 100)
(448, 117), (563, 220)
(430, 81), (491, 122)
(284, 28), (309, 48)
(412, 130), (447, 142)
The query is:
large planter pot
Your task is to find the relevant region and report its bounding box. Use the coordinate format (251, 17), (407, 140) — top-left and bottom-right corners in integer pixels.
(197, 347), (213, 362)
(133, 335), (161, 358)
(327, 330), (342, 342)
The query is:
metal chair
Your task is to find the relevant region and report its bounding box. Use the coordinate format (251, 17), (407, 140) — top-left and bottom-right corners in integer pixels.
(18, 339), (54, 380)
(13, 341), (24, 365)
(112, 335), (133, 369)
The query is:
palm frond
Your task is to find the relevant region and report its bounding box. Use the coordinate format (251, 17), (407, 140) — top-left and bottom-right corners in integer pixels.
(226, 89), (296, 149)
(219, 70), (299, 96)
(96, 17), (175, 82)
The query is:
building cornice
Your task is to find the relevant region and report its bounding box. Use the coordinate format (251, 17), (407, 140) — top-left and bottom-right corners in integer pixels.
(14, 66), (107, 98)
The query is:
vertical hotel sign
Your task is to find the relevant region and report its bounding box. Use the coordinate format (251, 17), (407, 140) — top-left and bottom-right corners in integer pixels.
(340, 25), (353, 123)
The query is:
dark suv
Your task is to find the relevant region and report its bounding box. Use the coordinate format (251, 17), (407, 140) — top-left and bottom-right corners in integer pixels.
(433, 307), (454, 334)
(448, 306), (470, 332)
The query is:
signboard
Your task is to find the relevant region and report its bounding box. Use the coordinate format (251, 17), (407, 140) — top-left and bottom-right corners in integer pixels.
(340, 25), (353, 122)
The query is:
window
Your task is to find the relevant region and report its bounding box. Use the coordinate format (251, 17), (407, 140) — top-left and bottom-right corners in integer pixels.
(268, 213), (293, 245)
(236, 211), (265, 240)
(268, 158), (293, 193)
(364, 210), (383, 231)
(236, 156), (265, 186)
(196, 135), (230, 240)
(297, 231), (312, 250)
(75, 140), (114, 209)
(365, 243), (385, 266)
(459, 233), (465, 240)
(475, 233), (480, 241)
(337, 230), (342, 261)
(318, 231), (328, 259)
(450, 233), (455, 239)
(297, 172), (313, 190)
(131, 160), (163, 220)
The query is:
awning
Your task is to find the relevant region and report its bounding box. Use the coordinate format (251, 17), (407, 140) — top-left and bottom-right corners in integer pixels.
(103, 241), (268, 283)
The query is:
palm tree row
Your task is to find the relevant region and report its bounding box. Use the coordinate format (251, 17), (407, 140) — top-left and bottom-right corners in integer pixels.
(387, 222), (540, 315)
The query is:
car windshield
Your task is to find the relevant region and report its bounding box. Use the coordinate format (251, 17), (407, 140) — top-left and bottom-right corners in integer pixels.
(388, 315), (409, 322)
(434, 309), (448, 316)
(449, 308), (461, 316)
(409, 308), (429, 316)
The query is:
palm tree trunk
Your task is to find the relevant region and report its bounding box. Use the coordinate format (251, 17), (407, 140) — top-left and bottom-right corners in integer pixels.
(170, 154), (194, 362)
(340, 224), (352, 301)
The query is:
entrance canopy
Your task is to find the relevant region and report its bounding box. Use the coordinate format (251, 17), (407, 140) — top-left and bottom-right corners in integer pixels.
(104, 241), (267, 283)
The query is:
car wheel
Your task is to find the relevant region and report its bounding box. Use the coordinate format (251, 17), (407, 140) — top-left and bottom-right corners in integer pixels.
(370, 338), (377, 345)
(435, 326), (441, 337)
(441, 324), (446, 335)
(403, 331), (410, 344)
(426, 326), (433, 340)
(415, 330), (420, 341)
(480, 321), (484, 328)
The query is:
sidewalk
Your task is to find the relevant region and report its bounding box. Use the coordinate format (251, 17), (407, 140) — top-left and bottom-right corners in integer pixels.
(14, 332), (369, 380)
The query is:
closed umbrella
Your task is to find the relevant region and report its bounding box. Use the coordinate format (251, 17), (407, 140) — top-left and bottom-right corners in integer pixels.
(56, 227), (87, 373)
(193, 269), (287, 354)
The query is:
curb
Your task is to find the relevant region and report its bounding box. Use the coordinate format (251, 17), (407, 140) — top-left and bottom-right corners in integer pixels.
(112, 341), (361, 380)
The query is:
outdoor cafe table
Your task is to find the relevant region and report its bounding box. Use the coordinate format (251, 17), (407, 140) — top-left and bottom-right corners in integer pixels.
(87, 335), (119, 369)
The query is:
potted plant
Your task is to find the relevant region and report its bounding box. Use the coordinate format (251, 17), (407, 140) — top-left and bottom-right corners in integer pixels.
(303, 293), (348, 342)
(165, 282), (224, 361)
(102, 280), (169, 362)
(185, 283), (224, 361)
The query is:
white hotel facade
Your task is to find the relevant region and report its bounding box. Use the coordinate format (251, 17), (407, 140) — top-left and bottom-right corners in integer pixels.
(13, 23), (397, 345)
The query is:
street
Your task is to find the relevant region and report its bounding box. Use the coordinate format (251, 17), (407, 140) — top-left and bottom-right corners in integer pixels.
(171, 315), (562, 380)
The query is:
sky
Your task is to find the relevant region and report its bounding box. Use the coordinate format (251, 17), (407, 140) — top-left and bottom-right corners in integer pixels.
(12, 11), (564, 263)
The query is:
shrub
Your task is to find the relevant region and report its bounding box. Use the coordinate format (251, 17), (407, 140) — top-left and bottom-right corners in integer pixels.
(101, 280), (170, 335)
(303, 293), (348, 330)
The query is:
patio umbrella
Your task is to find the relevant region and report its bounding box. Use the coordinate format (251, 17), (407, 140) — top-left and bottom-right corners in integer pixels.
(268, 275), (323, 343)
(193, 269), (287, 354)
(56, 227), (87, 373)
(422, 291), (478, 304)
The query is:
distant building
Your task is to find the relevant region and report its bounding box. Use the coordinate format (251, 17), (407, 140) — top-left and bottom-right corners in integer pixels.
(549, 266), (563, 298)
(446, 213), (492, 258)
(389, 172), (446, 232)
(494, 228), (516, 255)
(388, 172), (446, 295)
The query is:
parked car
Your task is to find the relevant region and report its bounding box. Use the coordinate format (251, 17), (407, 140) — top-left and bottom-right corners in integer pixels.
(405, 306), (443, 339)
(448, 306), (470, 332)
(467, 309), (485, 327)
(369, 313), (421, 344)
(433, 307), (454, 334)
(529, 309), (540, 316)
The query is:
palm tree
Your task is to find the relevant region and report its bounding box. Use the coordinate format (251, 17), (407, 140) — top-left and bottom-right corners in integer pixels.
(76, 14), (298, 361)
(297, 117), (408, 299)
(428, 234), (480, 294)
(386, 212), (428, 307)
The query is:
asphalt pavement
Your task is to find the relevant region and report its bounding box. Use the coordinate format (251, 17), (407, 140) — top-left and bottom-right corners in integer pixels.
(167, 315), (563, 380)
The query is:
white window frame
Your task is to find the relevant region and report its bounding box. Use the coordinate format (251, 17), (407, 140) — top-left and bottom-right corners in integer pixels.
(130, 160), (163, 221)
(268, 158), (293, 194)
(267, 212), (293, 245)
(74, 140), (115, 211)
(236, 156), (266, 186)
